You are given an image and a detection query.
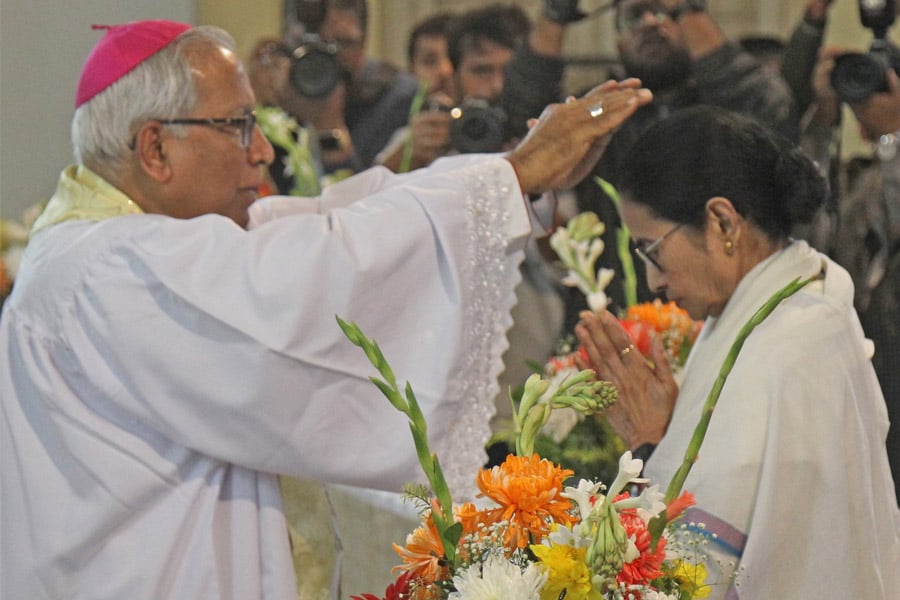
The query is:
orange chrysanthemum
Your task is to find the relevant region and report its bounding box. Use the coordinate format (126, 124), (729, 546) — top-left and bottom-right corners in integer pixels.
(475, 454), (576, 548)
(455, 502), (501, 538)
(392, 515), (448, 584)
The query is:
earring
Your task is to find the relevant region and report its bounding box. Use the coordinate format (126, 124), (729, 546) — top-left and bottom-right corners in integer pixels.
(725, 239), (735, 255)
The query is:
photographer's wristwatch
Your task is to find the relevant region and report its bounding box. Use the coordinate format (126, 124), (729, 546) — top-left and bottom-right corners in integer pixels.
(318, 128), (349, 153)
(876, 131), (900, 162)
(670, 0), (707, 20)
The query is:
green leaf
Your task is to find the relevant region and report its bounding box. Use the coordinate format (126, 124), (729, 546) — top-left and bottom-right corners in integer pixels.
(595, 177), (637, 308)
(370, 377), (407, 412)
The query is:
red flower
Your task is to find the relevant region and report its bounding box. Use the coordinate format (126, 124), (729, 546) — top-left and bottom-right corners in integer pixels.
(616, 508), (667, 588)
(619, 319), (654, 356)
(666, 491), (696, 522)
(350, 571), (414, 600)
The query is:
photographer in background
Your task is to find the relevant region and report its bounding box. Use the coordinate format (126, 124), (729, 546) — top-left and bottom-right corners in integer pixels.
(374, 12), (459, 173)
(282, 0), (419, 174)
(376, 1), (584, 172)
(805, 0), (900, 501)
(247, 37), (326, 197)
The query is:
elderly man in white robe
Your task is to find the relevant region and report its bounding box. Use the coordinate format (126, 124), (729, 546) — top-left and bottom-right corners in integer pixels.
(0, 20), (652, 599)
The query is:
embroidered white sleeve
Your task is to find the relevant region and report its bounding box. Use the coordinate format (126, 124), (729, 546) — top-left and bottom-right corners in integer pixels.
(439, 161), (525, 501)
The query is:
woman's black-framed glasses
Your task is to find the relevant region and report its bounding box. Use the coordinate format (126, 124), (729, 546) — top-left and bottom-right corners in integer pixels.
(159, 112), (257, 148)
(634, 223), (683, 272)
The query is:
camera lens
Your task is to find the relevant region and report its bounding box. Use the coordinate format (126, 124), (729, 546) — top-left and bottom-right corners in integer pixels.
(289, 41), (342, 98)
(449, 99), (507, 154)
(830, 52), (888, 103)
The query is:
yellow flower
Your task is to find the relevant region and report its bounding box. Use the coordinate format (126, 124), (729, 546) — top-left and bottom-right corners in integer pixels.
(530, 543), (602, 600)
(670, 559), (711, 598)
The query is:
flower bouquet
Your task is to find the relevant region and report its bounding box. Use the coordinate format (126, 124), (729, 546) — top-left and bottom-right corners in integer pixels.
(337, 317), (712, 600)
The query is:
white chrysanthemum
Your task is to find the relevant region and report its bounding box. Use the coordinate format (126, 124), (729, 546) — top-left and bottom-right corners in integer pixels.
(448, 554), (547, 600)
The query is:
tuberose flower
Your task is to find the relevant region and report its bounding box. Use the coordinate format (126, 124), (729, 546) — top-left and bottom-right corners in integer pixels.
(476, 454), (576, 548)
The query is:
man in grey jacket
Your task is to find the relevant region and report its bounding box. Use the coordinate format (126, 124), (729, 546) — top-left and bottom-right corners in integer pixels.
(570, 0), (797, 313)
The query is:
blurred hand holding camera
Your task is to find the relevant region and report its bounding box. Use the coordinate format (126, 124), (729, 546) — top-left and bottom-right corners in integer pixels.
(543, 0), (587, 24)
(850, 68), (900, 140)
(403, 94), (454, 170)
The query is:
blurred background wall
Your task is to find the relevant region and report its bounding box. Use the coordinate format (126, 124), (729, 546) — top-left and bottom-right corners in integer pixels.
(2, 0), (898, 219)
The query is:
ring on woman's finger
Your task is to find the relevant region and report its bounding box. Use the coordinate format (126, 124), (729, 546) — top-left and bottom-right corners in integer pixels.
(588, 100), (605, 118)
(619, 344), (635, 357)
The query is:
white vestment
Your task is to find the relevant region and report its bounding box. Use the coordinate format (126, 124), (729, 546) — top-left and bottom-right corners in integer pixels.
(645, 241), (900, 598)
(0, 155), (549, 599)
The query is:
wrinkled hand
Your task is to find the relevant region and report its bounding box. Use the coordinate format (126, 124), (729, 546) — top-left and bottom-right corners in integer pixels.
(506, 79), (652, 195)
(574, 309), (678, 450)
(850, 69), (900, 140)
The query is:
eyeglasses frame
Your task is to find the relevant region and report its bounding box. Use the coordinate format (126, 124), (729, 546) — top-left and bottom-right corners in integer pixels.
(158, 112), (257, 148)
(634, 222), (683, 272)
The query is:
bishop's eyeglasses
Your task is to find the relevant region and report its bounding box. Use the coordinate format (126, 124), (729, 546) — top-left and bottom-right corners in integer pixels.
(158, 111), (257, 148)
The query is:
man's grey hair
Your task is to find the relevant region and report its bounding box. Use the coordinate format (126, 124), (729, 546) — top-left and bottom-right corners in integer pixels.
(71, 25), (236, 173)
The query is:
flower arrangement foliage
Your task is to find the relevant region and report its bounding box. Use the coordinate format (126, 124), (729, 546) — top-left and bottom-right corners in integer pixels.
(1, 202), (45, 308)
(255, 106), (322, 197)
(337, 316), (706, 600)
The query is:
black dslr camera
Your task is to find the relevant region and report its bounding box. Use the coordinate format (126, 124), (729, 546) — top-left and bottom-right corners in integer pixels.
(830, 0), (900, 103)
(288, 33), (343, 98)
(282, 0), (344, 98)
(429, 98), (509, 154)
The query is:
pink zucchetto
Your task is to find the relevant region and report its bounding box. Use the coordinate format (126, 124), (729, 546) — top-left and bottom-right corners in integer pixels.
(75, 20), (192, 108)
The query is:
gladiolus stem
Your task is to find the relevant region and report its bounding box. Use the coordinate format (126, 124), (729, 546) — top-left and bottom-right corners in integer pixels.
(336, 315), (459, 567)
(649, 273), (820, 544)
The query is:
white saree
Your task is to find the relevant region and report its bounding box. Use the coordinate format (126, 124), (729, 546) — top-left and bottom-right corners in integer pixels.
(644, 240), (900, 599)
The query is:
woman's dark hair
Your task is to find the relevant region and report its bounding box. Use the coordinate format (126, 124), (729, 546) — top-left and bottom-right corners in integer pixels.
(618, 105), (827, 240)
